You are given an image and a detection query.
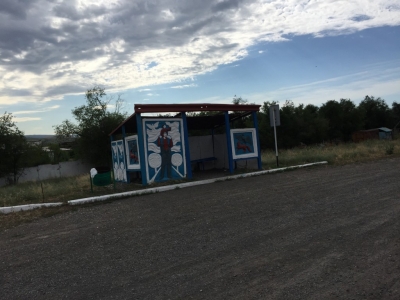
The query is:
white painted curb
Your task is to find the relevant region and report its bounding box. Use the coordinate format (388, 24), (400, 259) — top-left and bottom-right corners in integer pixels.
(0, 202), (63, 214)
(68, 161), (328, 205)
(1, 161), (328, 213)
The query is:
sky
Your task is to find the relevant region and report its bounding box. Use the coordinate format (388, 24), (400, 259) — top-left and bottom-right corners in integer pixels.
(0, 0), (399, 135)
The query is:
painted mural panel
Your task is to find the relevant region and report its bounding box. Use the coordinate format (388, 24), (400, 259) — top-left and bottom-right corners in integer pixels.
(143, 119), (186, 183)
(230, 128), (258, 159)
(125, 135), (140, 170)
(111, 139), (127, 182)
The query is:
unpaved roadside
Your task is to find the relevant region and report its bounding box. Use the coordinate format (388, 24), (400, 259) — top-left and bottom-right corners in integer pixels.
(1, 158), (399, 299)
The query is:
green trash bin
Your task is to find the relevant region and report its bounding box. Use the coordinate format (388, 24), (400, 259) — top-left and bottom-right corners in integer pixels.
(92, 171), (112, 186)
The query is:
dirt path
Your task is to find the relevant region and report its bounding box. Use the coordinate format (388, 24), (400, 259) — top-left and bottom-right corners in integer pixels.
(1, 158), (399, 299)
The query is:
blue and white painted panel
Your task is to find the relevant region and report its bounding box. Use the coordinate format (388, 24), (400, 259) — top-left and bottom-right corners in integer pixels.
(143, 119), (186, 183)
(111, 139), (127, 182)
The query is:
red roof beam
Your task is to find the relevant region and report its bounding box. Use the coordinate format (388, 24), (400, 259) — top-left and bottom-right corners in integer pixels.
(134, 103), (261, 113)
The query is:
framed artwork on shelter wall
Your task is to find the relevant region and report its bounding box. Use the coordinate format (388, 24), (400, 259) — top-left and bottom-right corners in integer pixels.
(230, 128), (258, 159)
(125, 135), (140, 170)
(142, 118), (186, 184)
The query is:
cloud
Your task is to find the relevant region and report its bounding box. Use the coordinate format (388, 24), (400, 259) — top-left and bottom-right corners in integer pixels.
(181, 96), (232, 104)
(249, 64), (400, 106)
(13, 117), (41, 122)
(12, 105), (60, 115)
(0, 0), (38, 20)
(170, 84), (198, 89)
(351, 14), (373, 22)
(0, 0), (399, 105)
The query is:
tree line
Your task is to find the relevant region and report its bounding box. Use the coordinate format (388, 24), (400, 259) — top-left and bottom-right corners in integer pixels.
(1, 87), (399, 185)
(255, 96), (400, 150)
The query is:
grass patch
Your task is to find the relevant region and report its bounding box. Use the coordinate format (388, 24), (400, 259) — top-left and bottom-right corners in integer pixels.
(1, 138), (399, 231)
(0, 174), (144, 207)
(261, 139), (399, 169)
(2, 138), (399, 213)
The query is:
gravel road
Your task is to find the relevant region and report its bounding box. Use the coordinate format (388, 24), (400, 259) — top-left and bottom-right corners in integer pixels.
(1, 158), (399, 299)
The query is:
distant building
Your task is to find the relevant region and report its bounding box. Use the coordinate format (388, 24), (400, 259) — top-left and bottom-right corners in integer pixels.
(352, 127), (392, 143)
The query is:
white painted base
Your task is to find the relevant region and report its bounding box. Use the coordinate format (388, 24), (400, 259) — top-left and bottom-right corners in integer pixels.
(0, 202), (63, 214)
(2, 161), (328, 213)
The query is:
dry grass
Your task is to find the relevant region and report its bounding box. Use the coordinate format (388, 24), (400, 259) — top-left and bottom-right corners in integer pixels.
(1, 138), (399, 209)
(1, 138), (399, 231)
(261, 139), (400, 169)
(0, 174), (143, 208)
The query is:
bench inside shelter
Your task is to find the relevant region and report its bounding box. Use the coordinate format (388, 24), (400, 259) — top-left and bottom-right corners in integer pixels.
(191, 156), (217, 170)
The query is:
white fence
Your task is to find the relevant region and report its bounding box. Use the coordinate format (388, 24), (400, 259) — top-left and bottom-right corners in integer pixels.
(0, 160), (92, 187)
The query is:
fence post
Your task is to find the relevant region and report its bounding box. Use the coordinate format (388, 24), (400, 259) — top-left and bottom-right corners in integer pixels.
(90, 173), (93, 193)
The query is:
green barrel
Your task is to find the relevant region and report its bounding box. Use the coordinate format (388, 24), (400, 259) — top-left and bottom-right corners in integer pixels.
(92, 171), (112, 186)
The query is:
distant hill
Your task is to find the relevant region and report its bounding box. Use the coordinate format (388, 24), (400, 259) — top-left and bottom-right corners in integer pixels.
(25, 135), (56, 140)
(25, 135), (77, 147)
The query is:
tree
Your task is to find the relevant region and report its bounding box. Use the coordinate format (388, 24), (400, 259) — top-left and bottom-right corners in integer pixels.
(392, 102), (400, 121)
(319, 99), (363, 142)
(358, 95), (393, 129)
(392, 102), (400, 138)
(297, 104), (328, 145)
(232, 95), (248, 105)
(53, 86), (127, 166)
(0, 112), (29, 184)
(231, 95), (251, 129)
(47, 143), (71, 164)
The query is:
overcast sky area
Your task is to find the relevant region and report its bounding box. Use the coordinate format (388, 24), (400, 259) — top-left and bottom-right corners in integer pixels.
(1, 0), (399, 134)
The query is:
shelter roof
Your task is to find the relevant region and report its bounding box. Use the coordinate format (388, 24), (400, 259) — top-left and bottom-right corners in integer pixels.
(110, 103), (261, 136)
(378, 127), (392, 132)
(359, 127), (392, 133)
(134, 103), (260, 113)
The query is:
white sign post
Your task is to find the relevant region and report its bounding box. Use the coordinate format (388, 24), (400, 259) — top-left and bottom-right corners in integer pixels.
(269, 105), (280, 167)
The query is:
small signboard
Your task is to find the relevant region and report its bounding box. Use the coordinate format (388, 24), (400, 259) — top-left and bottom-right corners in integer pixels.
(269, 105), (280, 127)
(269, 104), (280, 167)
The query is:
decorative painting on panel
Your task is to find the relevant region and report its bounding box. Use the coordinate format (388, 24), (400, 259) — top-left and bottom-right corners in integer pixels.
(125, 135), (140, 170)
(142, 119), (186, 183)
(230, 128), (258, 159)
(111, 139), (127, 182)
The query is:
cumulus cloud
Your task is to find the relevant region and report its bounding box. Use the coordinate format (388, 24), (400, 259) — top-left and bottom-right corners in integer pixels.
(0, 0), (399, 105)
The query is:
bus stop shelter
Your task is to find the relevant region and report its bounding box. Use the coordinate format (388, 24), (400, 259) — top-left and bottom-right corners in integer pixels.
(109, 103), (262, 185)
